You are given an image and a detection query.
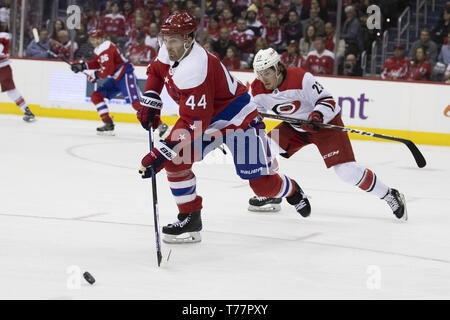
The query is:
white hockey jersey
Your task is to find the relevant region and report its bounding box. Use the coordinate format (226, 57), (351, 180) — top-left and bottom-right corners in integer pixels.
(251, 67), (340, 131)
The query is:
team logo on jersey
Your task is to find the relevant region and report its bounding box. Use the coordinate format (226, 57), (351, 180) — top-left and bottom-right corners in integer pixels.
(272, 101), (301, 115)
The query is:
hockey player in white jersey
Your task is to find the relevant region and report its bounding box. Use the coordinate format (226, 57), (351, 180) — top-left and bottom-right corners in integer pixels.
(248, 48), (407, 221)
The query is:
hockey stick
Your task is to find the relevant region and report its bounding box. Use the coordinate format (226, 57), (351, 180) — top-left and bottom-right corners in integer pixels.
(148, 128), (163, 267)
(32, 28), (90, 76)
(260, 112), (427, 168)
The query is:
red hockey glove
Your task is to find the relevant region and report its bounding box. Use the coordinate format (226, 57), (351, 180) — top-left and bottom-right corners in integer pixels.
(139, 140), (177, 178)
(137, 91), (163, 131)
(300, 111), (324, 132)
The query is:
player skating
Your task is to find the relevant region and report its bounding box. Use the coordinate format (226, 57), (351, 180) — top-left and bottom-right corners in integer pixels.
(70, 29), (141, 135)
(247, 48), (407, 221)
(0, 23), (35, 122)
(137, 12), (311, 244)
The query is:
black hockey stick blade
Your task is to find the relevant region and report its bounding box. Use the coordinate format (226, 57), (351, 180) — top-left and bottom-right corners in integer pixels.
(260, 112), (426, 168)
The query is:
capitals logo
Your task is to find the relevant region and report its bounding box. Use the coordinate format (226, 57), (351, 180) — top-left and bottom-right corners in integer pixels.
(272, 101), (301, 115)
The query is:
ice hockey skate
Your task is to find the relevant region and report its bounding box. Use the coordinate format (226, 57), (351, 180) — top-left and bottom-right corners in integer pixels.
(162, 211), (202, 244)
(383, 188), (408, 221)
(286, 181), (311, 217)
(248, 196), (282, 212)
(23, 107), (36, 122)
(96, 119), (115, 136)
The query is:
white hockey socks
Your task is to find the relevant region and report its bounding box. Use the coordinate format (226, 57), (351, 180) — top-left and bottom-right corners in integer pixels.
(334, 161), (389, 199)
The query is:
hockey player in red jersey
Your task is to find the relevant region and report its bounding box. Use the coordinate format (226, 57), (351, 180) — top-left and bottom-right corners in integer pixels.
(137, 12), (311, 243)
(70, 29), (141, 135)
(247, 48), (407, 221)
(0, 23), (35, 122)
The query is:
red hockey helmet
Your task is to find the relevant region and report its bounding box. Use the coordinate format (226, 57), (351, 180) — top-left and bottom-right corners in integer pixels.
(160, 11), (197, 37)
(88, 29), (104, 38)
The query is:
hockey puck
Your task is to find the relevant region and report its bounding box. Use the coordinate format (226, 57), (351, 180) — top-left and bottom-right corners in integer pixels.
(83, 271), (95, 285)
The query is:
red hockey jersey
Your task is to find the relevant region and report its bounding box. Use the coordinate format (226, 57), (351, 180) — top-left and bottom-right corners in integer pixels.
(103, 13), (126, 37)
(281, 52), (304, 68)
(0, 32), (10, 68)
(230, 29), (255, 54)
(145, 42), (256, 145)
(408, 61), (431, 81)
(302, 49), (334, 75)
(126, 43), (156, 64)
(381, 56), (410, 80)
(86, 40), (128, 80)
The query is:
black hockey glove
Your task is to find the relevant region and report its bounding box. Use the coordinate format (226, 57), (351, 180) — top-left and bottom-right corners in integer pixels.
(71, 62), (87, 73)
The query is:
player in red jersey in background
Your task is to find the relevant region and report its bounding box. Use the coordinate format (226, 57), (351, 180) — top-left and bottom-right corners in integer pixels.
(70, 29), (140, 135)
(136, 12), (311, 244)
(247, 48), (407, 221)
(381, 43), (411, 80)
(0, 22), (35, 122)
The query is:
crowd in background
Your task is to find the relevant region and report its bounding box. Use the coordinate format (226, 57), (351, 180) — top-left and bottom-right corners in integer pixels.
(0, 0), (449, 82)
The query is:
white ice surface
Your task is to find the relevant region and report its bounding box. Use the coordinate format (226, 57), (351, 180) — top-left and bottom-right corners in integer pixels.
(0, 114), (449, 300)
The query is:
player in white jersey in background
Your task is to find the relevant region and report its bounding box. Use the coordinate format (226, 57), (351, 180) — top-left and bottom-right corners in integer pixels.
(0, 22), (35, 122)
(248, 48), (407, 221)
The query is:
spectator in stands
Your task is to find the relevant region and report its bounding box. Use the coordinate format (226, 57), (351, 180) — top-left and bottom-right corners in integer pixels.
(340, 53), (362, 77)
(437, 31), (450, 66)
(431, 6), (450, 45)
(303, 36), (334, 75)
(341, 5), (362, 56)
(259, 4), (272, 25)
(122, 0), (135, 26)
(145, 23), (159, 52)
(51, 30), (78, 60)
(214, 0), (226, 17)
(310, 0), (328, 22)
(150, 5), (163, 26)
(444, 64), (450, 83)
(103, 1), (126, 46)
(247, 36), (269, 68)
(299, 24), (316, 57)
(284, 10), (303, 45)
(85, 7), (102, 33)
(261, 12), (284, 50)
(126, 31), (156, 65)
(213, 27), (238, 59)
(409, 47), (432, 81)
(223, 45), (241, 70)
(26, 29), (50, 58)
(208, 15), (221, 42)
(290, 0), (309, 21)
(409, 29), (438, 66)
(381, 43), (410, 80)
(220, 8), (236, 31)
(324, 22), (335, 52)
(51, 19), (66, 41)
(281, 40), (304, 68)
(302, 7), (325, 36)
(204, 40), (220, 59)
(127, 15), (149, 46)
(246, 4), (263, 37)
(230, 17), (255, 61)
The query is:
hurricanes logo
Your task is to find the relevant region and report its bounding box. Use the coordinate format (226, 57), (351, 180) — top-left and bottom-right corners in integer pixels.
(272, 101), (301, 115)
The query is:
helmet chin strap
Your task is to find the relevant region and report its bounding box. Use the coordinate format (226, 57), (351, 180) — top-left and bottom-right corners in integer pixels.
(173, 38), (193, 68)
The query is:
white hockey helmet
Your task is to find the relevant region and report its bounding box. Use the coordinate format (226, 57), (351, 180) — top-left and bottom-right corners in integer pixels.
(253, 48), (281, 74)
